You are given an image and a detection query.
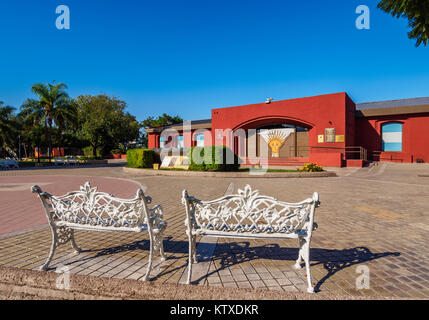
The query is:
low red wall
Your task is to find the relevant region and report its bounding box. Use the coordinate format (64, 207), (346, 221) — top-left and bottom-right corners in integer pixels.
(346, 159), (366, 167)
(310, 152), (344, 167)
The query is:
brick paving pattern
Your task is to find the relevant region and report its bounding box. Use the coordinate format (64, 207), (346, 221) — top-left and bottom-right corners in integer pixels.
(1, 163), (429, 298)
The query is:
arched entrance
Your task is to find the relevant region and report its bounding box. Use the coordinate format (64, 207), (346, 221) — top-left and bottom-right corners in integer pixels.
(232, 117), (314, 166)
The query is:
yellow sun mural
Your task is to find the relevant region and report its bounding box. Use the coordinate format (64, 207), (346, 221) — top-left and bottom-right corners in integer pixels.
(259, 129), (295, 158)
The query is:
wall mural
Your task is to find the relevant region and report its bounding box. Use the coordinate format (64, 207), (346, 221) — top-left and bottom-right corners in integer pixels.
(259, 128), (295, 158)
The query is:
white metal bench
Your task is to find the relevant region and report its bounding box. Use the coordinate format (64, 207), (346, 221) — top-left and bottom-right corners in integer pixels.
(182, 185), (320, 293)
(32, 182), (167, 281)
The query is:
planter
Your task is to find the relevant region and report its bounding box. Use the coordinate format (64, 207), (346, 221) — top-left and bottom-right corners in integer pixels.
(153, 164), (160, 170)
(111, 154), (121, 160)
(124, 167), (337, 178)
(121, 154), (127, 160)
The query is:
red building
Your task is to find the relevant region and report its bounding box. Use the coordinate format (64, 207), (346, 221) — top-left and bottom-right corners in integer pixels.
(147, 93), (429, 167)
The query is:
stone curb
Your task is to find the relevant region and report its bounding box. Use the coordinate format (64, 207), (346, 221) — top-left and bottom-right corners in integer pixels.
(0, 266), (385, 300)
(123, 167), (337, 178)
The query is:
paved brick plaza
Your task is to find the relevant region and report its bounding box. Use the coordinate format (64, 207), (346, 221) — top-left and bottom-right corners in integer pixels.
(1, 163), (429, 298)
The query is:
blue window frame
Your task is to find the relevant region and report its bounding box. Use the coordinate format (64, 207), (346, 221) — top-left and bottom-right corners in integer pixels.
(382, 123), (402, 152)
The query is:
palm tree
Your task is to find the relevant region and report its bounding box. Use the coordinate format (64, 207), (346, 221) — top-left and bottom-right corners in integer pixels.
(20, 82), (76, 162)
(0, 101), (18, 156)
(18, 100), (44, 162)
(378, 0), (429, 47)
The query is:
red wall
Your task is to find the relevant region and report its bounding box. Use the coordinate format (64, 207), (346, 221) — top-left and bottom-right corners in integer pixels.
(211, 92), (353, 167)
(356, 113), (429, 163)
(147, 92), (429, 166)
(148, 133), (159, 149)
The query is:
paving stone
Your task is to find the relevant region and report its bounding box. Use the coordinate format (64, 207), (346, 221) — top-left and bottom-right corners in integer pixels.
(1, 164), (429, 298)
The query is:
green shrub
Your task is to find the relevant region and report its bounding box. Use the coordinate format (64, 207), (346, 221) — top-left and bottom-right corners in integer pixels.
(188, 146), (240, 171)
(127, 149), (154, 168)
(110, 148), (122, 154)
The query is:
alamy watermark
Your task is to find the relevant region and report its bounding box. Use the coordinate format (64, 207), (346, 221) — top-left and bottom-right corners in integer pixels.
(356, 5), (370, 30)
(159, 123), (270, 175)
(55, 265), (71, 290)
(54, 5), (369, 32)
(56, 5), (70, 30)
(355, 265), (370, 290)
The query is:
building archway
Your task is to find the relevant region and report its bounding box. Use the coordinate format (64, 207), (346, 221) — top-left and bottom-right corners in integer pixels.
(232, 116), (314, 165)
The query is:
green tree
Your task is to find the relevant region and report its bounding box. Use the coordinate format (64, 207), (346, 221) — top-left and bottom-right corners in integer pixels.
(141, 113), (183, 128)
(0, 101), (18, 156)
(20, 82), (76, 162)
(17, 102), (47, 162)
(76, 95), (141, 156)
(378, 0), (429, 47)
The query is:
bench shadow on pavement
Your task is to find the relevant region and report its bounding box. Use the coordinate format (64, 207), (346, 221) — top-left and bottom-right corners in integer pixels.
(59, 237), (400, 292)
(190, 242), (400, 292)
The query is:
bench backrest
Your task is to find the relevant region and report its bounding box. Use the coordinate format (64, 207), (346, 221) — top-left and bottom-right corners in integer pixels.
(32, 182), (151, 230)
(182, 185), (319, 236)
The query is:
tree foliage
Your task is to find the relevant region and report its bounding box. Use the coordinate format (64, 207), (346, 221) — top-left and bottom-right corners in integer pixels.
(378, 0), (429, 47)
(141, 113), (183, 128)
(76, 94), (141, 156)
(19, 82), (77, 160)
(4, 83), (145, 159)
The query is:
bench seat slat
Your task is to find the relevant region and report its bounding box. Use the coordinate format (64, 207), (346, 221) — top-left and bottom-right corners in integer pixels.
(55, 221), (148, 233)
(198, 231), (302, 239)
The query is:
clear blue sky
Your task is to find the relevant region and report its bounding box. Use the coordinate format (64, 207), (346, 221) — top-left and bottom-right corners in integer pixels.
(0, 0), (428, 121)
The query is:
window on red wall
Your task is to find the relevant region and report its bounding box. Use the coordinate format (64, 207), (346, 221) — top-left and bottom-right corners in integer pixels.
(196, 134), (204, 147)
(382, 123), (403, 152)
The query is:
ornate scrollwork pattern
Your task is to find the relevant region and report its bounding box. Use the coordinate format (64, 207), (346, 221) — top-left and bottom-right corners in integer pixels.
(188, 185), (314, 235)
(55, 226), (75, 246)
(47, 182), (146, 229)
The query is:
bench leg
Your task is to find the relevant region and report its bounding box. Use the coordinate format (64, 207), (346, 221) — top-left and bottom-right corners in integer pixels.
(144, 234), (154, 281)
(153, 230), (166, 262)
(187, 234), (197, 284)
(70, 231), (82, 254)
(294, 237), (305, 269)
(191, 235), (197, 264)
(295, 237), (314, 293)
(41, 235), (57, 271)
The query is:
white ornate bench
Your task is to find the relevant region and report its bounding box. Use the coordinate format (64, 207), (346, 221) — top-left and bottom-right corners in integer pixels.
(182, 185), (320, 293)
(32, 182), (167, 281)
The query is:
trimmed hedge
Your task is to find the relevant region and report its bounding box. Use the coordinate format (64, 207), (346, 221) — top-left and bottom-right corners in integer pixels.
(127, 149), (154, 168)
(187, 146), (240, 171)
